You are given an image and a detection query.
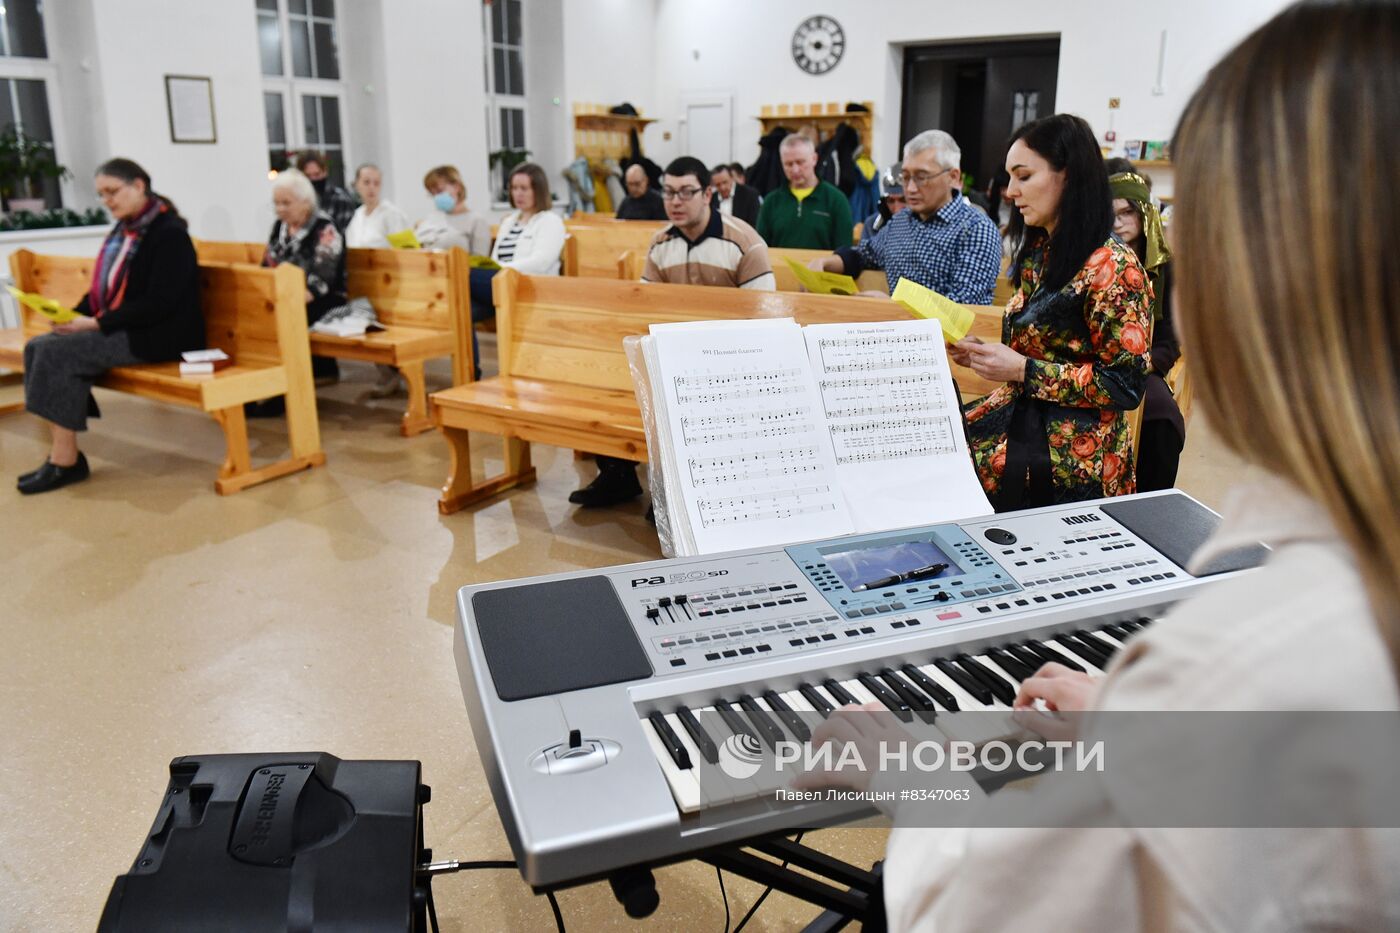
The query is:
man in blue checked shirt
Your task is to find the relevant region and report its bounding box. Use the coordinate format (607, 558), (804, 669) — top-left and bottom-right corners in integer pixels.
(807, 130), (1003, 305)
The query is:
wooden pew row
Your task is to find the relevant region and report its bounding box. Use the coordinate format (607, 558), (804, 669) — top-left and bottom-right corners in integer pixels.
(0, 250), (324, 493)
(430, 270), (1005, 513)
(195, 240), (473, 436)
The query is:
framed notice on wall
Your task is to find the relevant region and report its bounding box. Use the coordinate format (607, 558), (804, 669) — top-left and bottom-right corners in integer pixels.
(165, 75), (216, 144)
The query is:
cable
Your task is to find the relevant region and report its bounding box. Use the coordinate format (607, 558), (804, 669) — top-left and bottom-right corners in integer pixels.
(422, 857), (565, 932)
(731, 832), (804, 933)
(545, 890), (566, 932)
(716, 866), (731, 933)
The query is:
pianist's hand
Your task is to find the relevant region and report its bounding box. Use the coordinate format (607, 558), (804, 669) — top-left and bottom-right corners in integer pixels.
(790, 703), (915, 793)
(1012, 664), (1099, 742)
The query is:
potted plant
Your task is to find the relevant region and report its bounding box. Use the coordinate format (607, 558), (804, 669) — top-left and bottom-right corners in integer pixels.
(488, 147), (531, 201)
(0, 124), (70, 213)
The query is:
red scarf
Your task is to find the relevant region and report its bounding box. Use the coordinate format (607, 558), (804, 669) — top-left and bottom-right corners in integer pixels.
(89, 196), (166, 317)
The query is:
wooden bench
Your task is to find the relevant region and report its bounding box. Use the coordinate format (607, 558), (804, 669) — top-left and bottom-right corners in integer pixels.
(195, 240), (475, 435)
(562, 218), (666, 279)
(430, 270), (1005, 513)
(0, 249), (325, 493)
(767, 246), (889, 293)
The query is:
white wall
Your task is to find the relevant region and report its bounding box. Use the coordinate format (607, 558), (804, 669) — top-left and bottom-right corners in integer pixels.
(85, 0), (271, 241)
(376, 0), (493, 221)
(563, 0), (1291, 178)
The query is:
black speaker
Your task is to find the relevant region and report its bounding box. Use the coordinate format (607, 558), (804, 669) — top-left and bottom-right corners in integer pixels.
(98, 752), (429, 932)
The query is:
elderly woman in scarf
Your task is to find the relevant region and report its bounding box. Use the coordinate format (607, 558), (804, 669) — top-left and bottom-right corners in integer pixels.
(16, 158), (203, 494)
(1108, 163), (1185, 490)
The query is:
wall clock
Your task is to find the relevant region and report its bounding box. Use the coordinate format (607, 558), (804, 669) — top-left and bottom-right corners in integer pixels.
(792, 16), (845, 75)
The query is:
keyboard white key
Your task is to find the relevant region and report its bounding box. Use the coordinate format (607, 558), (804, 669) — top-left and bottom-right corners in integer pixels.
(641, 717), (703, 813)
(665, 712), (737, 806)
(914, 663), (1019, 746)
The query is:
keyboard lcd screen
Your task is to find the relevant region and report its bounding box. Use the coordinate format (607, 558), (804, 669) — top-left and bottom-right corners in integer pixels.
(821, 540), (961, 592)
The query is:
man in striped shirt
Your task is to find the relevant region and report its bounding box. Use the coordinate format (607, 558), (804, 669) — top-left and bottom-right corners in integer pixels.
(572, 157), (775, 510)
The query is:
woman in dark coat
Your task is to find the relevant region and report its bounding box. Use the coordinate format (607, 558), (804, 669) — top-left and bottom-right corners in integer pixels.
(17, 158), (203, 494)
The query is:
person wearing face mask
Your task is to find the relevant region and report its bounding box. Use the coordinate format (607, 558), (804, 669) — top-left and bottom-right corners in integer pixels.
(14, 158), (203, 493)
(415, 164), (492, 256)
(949, 114), (1150, 508)
(296, 150), (357, 235)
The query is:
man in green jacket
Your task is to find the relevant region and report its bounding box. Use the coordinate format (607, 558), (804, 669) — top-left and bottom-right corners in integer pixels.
(755, 134), (854, 250)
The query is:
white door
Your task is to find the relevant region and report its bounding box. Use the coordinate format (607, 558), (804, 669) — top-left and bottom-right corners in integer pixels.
(684, 96), (733, 168)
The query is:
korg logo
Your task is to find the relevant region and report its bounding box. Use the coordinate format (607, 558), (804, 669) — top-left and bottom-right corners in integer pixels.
(1061, 513), (1101, 526)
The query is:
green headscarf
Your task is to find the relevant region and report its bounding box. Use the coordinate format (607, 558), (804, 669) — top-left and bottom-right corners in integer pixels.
(1109, 171), (1171, 320)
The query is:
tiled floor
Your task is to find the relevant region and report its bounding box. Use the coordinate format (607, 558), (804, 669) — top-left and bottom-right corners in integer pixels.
(0, 356), (1260, 931)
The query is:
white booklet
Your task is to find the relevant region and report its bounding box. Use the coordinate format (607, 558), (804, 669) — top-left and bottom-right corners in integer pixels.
(640, 317), (991, 556)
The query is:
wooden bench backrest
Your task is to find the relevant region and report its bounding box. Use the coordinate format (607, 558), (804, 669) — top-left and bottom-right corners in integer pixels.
(12, 248), (306, 368)
(563, 219), (666, 279)
(196, 239), (473, 334)
(199, 261), (306, 366)
(494, 268), (1006, 398)
(10, 250), (93, 340)
(767, 247), (889, 294)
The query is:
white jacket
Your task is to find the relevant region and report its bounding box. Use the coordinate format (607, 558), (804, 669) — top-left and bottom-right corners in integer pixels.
(491, 209), (566, 276)
(882, 478), (1400, 932)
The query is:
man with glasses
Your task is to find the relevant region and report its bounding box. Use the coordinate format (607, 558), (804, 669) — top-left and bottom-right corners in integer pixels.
(709, 163), (762, 226)
(807, 130), (1001, 304)
(570, 156), (774, 510)
(756, 134), (854, 250)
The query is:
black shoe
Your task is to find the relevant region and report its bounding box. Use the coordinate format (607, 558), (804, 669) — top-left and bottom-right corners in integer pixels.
(17, 452), (89, 495)
(568, 466), (643, 507)
(244, 397), (286, 418)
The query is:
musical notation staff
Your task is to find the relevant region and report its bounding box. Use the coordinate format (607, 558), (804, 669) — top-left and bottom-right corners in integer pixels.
(680, 409), (815, 447)
(698, 486), (839, 527)
(688, 446), (824, 487)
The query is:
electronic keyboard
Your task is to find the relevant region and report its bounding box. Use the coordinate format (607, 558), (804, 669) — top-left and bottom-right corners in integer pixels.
(453, 490), (1266, 887)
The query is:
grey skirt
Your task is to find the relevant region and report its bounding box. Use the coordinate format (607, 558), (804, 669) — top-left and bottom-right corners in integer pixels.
(24, 329), (143, 432)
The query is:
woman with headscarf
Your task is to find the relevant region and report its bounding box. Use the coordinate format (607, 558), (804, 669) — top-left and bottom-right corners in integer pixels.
(1106, 162), (1185, 490)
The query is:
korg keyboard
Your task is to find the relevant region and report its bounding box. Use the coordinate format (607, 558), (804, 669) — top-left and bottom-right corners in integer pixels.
(453, 490), (1265, 887)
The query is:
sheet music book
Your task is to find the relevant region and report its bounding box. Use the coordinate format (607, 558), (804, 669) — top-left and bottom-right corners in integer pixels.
(639, 317), (992, 556)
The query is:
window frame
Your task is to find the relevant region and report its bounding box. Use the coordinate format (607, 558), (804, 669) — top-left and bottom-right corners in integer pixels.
(258, 0), (350, 184)
(483, 0), (527, 205)
(0, 13), (72, 212)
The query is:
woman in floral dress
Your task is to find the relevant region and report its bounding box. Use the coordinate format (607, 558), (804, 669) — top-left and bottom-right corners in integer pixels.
(951, 114), (1150, 509)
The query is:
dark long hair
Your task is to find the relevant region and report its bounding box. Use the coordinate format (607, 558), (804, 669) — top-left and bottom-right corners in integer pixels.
(95, 157), (182, 220)
(1005, 114), (1112, 293)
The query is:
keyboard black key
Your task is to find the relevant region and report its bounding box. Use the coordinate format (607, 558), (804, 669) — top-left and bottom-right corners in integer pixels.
(1022, 639), (1084, 673)
(714, 699), (761, 743)
(738, 694), (786, 750)
(1101, 623), (1134, 641)
(1054, 634), (1110, 669)
(1004, 643), (1048, 674)
(901, 663), (959, 712)
(822, 678), (858, 707)
(955, 654), (1017, 705)
(676, 706), (718, 764)
(1076, 630), (1120, 658)
(857, 673), (914, 723)
(762, 690), (811, 742)
(934, 657), (993, 705)
(986, 647), (1035, 682)
(1135, 616), (1155, 627)
(798, 683), (835, 717)
(878, 669), (937, 724)
(1116, 619), (1143, 633)
(648, 710), (692, 770)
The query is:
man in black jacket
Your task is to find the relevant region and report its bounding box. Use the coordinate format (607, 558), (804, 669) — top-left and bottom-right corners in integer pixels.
(709, 164), (761, 226)
(615, 164), (667, 220)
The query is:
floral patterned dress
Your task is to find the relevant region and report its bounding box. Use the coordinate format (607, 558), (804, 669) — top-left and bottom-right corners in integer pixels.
(964, 237), (1150, 508)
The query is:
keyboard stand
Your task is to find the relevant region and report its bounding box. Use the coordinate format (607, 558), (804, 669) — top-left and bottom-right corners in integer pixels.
(700, 837), (885, 932)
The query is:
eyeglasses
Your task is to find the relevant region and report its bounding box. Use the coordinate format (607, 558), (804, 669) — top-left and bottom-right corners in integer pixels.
(899, 168), (953, 188)
(661, 186), (705, 202)
(96, 182), (131, 201)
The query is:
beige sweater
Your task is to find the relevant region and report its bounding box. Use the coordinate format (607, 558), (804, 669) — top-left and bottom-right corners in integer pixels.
(882, 480), (1400, 932)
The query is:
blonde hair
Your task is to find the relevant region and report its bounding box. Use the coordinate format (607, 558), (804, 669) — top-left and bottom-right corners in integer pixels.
(1173, 0), (1400, 667)
(423, 164), (465, 201)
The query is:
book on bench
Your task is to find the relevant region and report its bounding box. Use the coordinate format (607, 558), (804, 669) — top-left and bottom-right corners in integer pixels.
(632, 316), (992, 557)
(179, 348), (232, 375)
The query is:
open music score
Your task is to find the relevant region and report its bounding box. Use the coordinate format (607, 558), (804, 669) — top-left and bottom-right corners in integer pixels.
(637, 317), (990, 556)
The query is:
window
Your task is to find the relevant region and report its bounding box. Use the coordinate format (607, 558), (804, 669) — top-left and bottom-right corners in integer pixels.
(485, 0), (527, 201)
(257, 0), (348, 185)
(0, 0), (63, 210)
